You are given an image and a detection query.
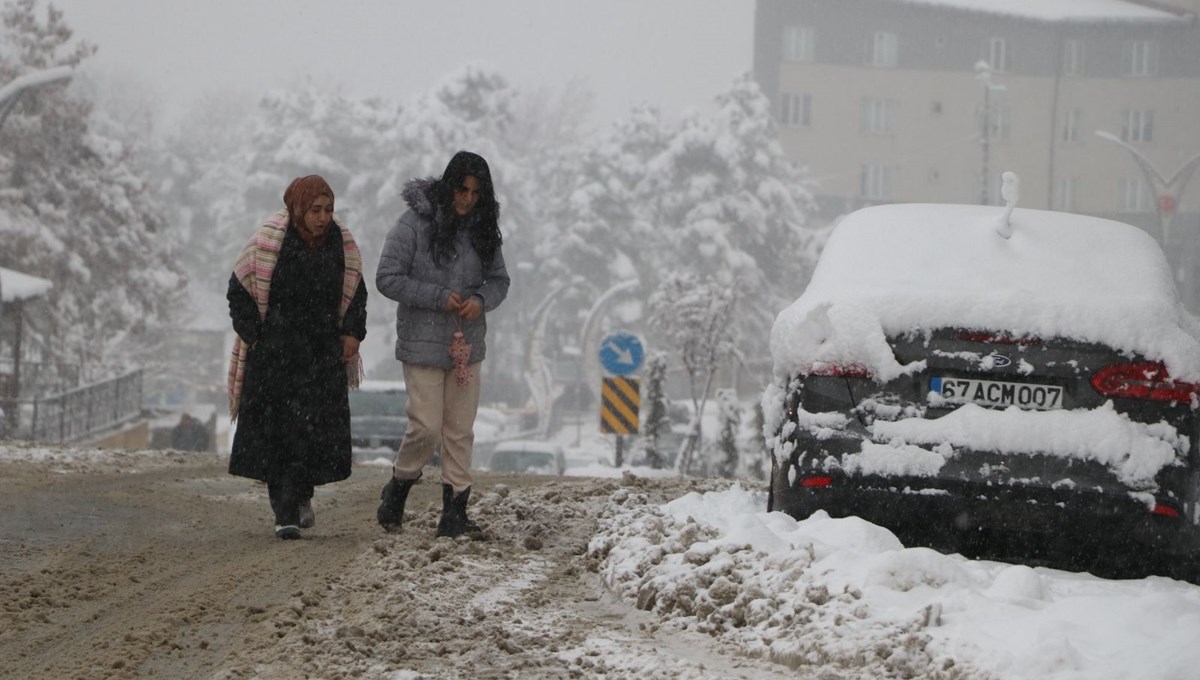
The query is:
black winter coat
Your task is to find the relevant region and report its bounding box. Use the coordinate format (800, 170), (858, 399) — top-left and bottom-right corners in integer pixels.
(227, 225), (367, 486)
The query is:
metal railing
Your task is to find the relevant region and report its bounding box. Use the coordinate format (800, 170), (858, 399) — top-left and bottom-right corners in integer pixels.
(2, 369), (143, 444)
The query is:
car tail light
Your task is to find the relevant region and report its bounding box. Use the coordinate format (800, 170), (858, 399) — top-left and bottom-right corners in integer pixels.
(800, 476), (834, 488)
(805, 363), (873, 379)
(958, 331), (1042, 346)
(1091, 362), (1199, 402)
(1152, 503), (1181, 519)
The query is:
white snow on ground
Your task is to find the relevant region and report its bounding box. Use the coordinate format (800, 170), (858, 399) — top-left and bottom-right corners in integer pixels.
(6, 442), (1199, 678)
(591, 483), (1200, 680)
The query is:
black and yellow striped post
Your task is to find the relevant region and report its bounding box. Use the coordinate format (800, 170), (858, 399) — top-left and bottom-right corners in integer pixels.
(600, 377), (640, 435)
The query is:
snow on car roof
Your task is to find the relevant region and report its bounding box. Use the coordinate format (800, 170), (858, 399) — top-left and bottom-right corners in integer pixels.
(893, 0), (1186, 22)
(771, 203), (1200, 382)
(492, 440), (563, 453)
(357, 379), (407, 392)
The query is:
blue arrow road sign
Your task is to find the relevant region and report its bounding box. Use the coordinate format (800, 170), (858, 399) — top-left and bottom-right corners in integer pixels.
(599, 331), (645, 376)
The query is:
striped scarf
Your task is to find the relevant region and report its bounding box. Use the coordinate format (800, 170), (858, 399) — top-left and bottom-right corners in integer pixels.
(227, 209), (364, 420)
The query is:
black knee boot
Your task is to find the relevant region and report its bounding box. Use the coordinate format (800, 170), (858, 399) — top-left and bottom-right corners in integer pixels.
(268, 480), (302, 540)
(298, 485), (315, 528)
(437, 484), (482, 538)
(377, 477), (417, 533)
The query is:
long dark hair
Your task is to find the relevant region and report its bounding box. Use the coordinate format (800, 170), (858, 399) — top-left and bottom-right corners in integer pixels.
(429, 150), (503, 268)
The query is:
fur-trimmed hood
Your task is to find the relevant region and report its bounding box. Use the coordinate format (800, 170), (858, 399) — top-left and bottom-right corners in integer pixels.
(400, 177), (439, 220)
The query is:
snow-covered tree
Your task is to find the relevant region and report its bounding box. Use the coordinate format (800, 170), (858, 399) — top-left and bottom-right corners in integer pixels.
(641, 74), (818, 356)
(714, 388), (741, 478)
(636, 352), (671, 469)
(647, 272), (738, 473)
(0, 0), (185, 378)
(156, 90), (259, 310)
(532, 74), (819, 405)
(539, 105), (668, 294)
(738, 400), (769, 481)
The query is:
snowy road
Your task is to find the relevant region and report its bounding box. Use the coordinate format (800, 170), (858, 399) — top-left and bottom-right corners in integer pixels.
(0, 447), (786, 679)
(4, 444), (1200, 679)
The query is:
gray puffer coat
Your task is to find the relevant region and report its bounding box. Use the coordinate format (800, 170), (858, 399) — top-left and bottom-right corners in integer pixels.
(376, 178), (510, 369)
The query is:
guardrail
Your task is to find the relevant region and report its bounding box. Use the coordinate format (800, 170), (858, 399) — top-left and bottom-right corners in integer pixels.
(1, 369), (143, 444)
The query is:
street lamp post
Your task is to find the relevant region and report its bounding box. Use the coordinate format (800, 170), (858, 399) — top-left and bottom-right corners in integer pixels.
(1095, 130), (1200, 254)
(975, 61), (1007, 206)
(0, 65), (74, 130)
(1095, 130), (1200, 307)
(0, 65), (73, 412)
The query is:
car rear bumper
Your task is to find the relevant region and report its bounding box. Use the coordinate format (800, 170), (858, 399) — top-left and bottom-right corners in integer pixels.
(772, 428), (1199, 563)
(773, 474), (1198, 561)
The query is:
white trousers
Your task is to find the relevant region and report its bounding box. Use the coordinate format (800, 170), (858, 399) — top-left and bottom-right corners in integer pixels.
(391, 362), (481, 493)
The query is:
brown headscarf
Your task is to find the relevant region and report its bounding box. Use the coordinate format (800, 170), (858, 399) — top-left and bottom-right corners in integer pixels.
(283, 175), (334, 225)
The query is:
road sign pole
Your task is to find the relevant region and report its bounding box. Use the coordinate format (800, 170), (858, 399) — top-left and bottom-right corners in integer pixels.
(598, 331), (645, 466)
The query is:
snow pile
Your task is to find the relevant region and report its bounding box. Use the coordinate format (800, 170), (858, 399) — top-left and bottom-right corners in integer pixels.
(863, 401), (1187, 487)
(589, 484), (971, 677)
(0, 441), (221, 474)
(591, 484), (1200, 680)
(771, 204), (1200, 383)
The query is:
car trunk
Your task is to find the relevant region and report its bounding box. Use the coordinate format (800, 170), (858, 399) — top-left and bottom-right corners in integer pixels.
(802, 328), (1196, 503)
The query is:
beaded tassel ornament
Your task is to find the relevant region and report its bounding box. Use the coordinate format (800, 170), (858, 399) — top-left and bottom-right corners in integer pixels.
(449, 319), (472, 387)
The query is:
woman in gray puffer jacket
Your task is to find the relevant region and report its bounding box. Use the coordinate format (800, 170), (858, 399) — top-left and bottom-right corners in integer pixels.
(375, 151), (510, 538)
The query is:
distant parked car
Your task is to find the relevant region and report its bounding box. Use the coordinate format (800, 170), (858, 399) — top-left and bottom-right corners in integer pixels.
(766, 200), (1200, 581)
(486, 440), (566, 476)
(349, 380), (408, 454)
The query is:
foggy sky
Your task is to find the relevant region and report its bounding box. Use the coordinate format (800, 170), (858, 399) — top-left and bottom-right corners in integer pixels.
(49, 0), (755, 127)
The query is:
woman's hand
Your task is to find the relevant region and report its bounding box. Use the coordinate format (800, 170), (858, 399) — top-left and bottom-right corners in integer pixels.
(457, 296), (482, 321)
(341, 336), (360, 362)
(445, 291), (463, 312)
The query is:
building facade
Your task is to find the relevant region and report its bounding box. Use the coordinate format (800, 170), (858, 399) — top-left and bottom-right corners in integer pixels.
(753, 0), (1200, 219)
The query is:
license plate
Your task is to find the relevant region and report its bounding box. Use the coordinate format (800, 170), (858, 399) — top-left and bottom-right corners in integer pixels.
(930, 376), (1063, 410)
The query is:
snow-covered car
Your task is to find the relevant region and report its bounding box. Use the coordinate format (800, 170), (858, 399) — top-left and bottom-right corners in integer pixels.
(485, 440), (566, 476)
(349, 380), (408, 454)
(765, 200), (1200, 580)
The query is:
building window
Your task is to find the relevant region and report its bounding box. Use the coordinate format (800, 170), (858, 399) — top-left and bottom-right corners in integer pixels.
(1120, 177), (1154, 212)
(860, 164), (895, 199)
(861, 98), (896, 134)
(1120, 109), (1154, 143)
(780, 92), (811, 127)
(1063, 40), (1085, 76)
(1122, 40), (1158, 76)
(866, 31), (898, 67)
(1054, 176), (1079, 212)
(783, 26), (815, 62)
(1062, 109), (1082, 143)
(987, 37), (1010, 72)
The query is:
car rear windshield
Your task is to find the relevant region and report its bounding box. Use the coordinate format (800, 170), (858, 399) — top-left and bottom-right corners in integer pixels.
(492, 451), (556, 472)
(349, 391), (407, 417)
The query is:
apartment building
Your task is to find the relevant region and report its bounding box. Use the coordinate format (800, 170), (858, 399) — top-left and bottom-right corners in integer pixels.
(753, 0), (1200, 225)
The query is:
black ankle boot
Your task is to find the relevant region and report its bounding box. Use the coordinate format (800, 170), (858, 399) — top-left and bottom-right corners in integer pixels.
(377, 477), (417, 533)
(437, 484), (482, 538)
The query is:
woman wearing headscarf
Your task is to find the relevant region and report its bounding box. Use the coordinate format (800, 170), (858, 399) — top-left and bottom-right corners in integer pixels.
(226, 175), (368, 539)
(375, 151), (509, 538)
